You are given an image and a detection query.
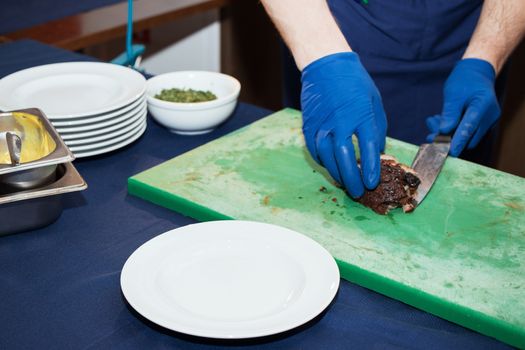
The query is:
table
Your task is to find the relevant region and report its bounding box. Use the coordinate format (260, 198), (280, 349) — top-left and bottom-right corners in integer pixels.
(1, 0), (231, 50)
(0, 40), (511, 349)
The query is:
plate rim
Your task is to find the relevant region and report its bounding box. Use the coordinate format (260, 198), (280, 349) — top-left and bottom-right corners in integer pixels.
(120, 220), (340, 339)
(51, 94), (145, 126)
(69, 116), (147, 152)
(64, 111), (147, 145)
(56, 101), (146, 133)
(59, 104), (146, 140)
(72, 121), (147, 158)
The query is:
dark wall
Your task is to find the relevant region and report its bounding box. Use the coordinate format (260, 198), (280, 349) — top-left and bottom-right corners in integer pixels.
(497, 40), (525, 177)
(220, 0), (283, 111)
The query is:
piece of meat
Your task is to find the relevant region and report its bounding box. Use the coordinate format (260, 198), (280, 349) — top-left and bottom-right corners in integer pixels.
(356, 155), (421, 215)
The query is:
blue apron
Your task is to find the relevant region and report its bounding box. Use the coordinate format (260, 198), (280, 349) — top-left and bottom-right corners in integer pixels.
(281, 0), (499, 165)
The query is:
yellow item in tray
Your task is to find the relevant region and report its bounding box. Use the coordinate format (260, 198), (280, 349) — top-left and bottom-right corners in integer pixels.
(0, 112), (56, 164)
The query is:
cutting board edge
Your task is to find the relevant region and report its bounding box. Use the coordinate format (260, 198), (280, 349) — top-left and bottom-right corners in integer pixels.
(128, 176), (525, 349)
(128, 177), (233, 222)
(337, 259), (525, 349)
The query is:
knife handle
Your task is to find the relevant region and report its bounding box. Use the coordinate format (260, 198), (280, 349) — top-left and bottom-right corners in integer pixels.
(433, 135), (451, 144)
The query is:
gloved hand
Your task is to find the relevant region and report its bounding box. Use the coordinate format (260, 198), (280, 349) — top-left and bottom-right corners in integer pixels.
(426, 58), (500, 157)
(301, 52), (387, 198)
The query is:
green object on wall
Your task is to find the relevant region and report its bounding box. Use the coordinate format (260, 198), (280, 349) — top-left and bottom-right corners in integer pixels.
(129, 108), (525, 348)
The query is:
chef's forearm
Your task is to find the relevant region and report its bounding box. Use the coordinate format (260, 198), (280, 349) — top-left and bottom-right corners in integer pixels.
(463, 0), (525, 74)
(260, 0), (351, 70)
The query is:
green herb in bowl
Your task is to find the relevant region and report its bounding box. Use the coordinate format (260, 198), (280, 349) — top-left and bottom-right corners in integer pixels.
(154, 88), (217, 103)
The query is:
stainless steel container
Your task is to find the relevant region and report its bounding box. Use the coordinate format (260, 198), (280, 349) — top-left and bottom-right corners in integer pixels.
(0, 165), (57, 191)
(0, 108), (74, 190)
(0, 162), (87, 236)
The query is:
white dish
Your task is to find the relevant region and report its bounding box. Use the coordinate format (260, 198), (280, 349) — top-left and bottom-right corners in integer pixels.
(120, 220), (340, 339)
(50, 94), (145, 126)
(56, 102), (146, 134)
(64, 111), (146, 146)
(0, 62), (146, 119)
(145, 71), (240, 135)
(73, 122), (147, 158)
(68, 118), (147, 152)
(59, 104), (146, 140)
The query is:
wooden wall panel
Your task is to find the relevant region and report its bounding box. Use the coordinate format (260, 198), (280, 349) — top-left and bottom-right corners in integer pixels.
(497, 41), (525, 178)
(220, 0), (283, 110)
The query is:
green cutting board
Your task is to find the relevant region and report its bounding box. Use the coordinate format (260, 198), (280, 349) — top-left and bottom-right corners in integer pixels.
(129, 109), (525, 348)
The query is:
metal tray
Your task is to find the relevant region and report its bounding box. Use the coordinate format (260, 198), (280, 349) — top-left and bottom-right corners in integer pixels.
(0, 162), (87, 236)
(0, 108), (74, 175)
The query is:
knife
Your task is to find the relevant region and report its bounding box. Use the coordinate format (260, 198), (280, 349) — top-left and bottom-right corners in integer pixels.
(411, 135), (451, 205)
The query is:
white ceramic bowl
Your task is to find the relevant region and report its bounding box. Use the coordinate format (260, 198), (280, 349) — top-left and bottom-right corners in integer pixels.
(146, 71), (241, 135)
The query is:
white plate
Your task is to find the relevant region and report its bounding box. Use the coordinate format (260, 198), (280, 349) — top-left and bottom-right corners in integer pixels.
(51, 94), (145, 126)
(67, 117), (147, 152)
(56, 102), (146, 134)
(64, 111), (146, 145)
(59, 103), (146, 139)
(72, 121), (147, 158)
(120, 221), (340, 339)
(0, 62), (146, 119)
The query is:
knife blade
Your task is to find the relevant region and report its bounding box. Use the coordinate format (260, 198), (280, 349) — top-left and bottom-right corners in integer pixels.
(411, 135), (451, 205)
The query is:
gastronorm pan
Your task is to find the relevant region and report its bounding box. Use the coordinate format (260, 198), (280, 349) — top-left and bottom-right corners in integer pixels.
(0, 108), (74, 190)
(0, 162), (87, 236)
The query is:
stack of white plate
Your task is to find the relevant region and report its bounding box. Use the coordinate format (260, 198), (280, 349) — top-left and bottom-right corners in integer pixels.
(0, 62), (147, 158)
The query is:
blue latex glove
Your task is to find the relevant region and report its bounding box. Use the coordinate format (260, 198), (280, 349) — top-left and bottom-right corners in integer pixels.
(301, 52), (387, 198)
(426, 58), (500, 156)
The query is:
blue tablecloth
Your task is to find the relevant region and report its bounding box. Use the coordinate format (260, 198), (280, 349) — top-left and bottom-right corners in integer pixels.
(0, 0), (125, 34)
(0, 40), (511, 350)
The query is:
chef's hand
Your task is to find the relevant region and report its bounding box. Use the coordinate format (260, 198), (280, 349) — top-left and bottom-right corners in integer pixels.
(301, 52), (387, 198)
(426, 58), (500, 156)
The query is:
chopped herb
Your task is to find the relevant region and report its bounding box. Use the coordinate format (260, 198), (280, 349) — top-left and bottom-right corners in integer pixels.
(155, 88), (217, 103)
